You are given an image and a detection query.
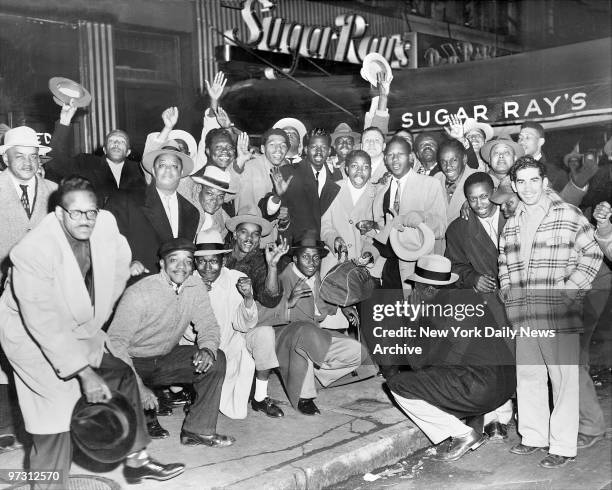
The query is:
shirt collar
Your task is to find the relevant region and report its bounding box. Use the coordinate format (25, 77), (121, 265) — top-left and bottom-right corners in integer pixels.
(292, 263), (319, 286)
(106, 158), (125, 167)
(156, 187), (178, 200)
(516, 192), (552, 217)
(8, 172), (36, 188)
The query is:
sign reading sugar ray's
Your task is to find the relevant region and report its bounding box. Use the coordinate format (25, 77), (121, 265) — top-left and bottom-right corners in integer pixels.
(224, 0), (409, 68)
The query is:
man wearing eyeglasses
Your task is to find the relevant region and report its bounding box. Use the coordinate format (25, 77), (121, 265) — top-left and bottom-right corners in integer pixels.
(0, 125), (58, 454)
(0, 176), (185, 486)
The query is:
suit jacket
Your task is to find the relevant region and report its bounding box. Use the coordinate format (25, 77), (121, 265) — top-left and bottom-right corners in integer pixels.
(0, 211), (131, 433)
(261, 160), (340, 241)
(434, 166), (478, 224)
(320, 181), (378, 260)
(0, 172), (58, 287)
(106, 184), (200, 277)
(46, 123), (146, 207)
(445, 209), (506, 289)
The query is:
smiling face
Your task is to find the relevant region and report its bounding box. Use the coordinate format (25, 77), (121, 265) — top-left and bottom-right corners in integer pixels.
(293, 247), (322, 278)
(161, 250), (194, 285)
(361, 129), (385, 160)
(466, 182), (496, 219)
(153, 153), (182, 192)
(512, 167), (548, 206)
(384, 139), (413, 179)
(4, 145), (40, 182)
(439, 146), (466, 183)
(207, 135), (235, 169)
(104, 130), (131, 163)
(306, 135), (331, 170)
(334, 136), (355, 160)
(233, 222), (262, 254)
(199, 184), (225, 215)
(489, 143), (516, 177)
(262, 134), (289, 167)
(346, 154), (371, 189)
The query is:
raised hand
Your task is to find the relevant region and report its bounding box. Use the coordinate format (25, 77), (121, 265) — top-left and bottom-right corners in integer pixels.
(215, 106), (233, 129)
(270, 166), (293, 196)
(235, 132), (252, 170)
(162, 106), (179, 129)
(205, 71), (227, 103)
(444, 113), (465, 141)
(377, 71), (391, 97)
(60, 99), (78, 126)
(236, 277), (254, 300)
(288, 278), (313, 308)
(265, 238), (289, 267)
(571, 153), (599, 188)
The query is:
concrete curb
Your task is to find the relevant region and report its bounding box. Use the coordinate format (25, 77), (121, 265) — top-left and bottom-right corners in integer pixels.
(225, 421), (427, 490)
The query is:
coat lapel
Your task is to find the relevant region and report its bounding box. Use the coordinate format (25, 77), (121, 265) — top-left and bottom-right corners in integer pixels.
(142, 185), (173, 241)
(468, 211), (498, 266)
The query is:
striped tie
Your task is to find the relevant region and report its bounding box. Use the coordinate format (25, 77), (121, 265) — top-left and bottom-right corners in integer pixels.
(393, 179), (401, 214)
(20, 185), (31, 218)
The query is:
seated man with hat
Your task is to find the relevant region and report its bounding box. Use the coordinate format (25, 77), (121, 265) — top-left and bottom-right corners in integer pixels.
(190, 229), (284, 419)
(106, 141), (199, 280)
(0, 176), (184, 485)
(258, 232), (365, 415)
(191, 165), (235, 237)
(387, 255), (516, 462)
(107, 237), (233, 447)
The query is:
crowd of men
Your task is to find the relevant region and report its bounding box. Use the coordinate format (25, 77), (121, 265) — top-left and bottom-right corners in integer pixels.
(0, 70), (611, 486)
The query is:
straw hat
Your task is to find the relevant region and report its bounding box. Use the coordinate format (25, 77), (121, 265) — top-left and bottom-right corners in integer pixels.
(406, 255), (459, 286)
(390, 223), (435, 262)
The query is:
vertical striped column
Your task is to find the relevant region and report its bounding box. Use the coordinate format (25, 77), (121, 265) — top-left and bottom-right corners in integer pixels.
(78, 20), (117, 152)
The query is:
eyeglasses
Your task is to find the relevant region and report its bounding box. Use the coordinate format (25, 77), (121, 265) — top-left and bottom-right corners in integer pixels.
(60, 206), (99, 221)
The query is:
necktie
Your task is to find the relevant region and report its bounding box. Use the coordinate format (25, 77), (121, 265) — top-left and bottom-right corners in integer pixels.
(315, 170), (320, 181)
(393, 179), (401, 214)
(19, 185), (31, 218)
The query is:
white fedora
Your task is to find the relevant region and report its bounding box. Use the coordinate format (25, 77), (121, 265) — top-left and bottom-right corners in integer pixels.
(194, 229), (232, 256)
(145, 130), (199, 172)
(0, 126), (51, 155)
(273, 117), (307, 143)
(463, 118), (494, 142)
(360, 53), (393, 87)
(142, 140), (194, 177)
(407, 255), (459, 286)
(390, 222), (435, 262)
(49, 77), (92, 108)
(190, 165), (235, 194)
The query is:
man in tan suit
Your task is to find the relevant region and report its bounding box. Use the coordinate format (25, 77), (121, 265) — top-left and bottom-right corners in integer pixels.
(0, 126), (57, 453)
(0, 176), (184, 486)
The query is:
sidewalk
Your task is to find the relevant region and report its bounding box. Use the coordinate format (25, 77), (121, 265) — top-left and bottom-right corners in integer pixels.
(0, 363), (428, 490)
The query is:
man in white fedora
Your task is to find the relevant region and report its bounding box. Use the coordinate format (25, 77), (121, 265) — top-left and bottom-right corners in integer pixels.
(462, 118), (494, 170)
(0, 125), (57, 453)
(273, 117), (307, 165)
(387, 255), (516, 462)
(191, 165), (236, 237)
(190, 228), (284, 419)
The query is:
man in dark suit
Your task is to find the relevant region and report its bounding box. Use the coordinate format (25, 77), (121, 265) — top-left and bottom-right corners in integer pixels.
(261, 128), (341, 243)
(445, 171), (513, 441)
(46, 102), (146, 207)
(106, 142), (199, 281)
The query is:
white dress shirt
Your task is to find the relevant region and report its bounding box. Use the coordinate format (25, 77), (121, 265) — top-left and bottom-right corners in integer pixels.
(107, 158), (125, 187)
(9, 174), (36, 212)
(311, 164), (327, 196)
(478, 207), (500, 249)
(157, 188), (179, 238)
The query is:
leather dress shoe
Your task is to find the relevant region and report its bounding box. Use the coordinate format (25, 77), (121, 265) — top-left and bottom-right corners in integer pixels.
(297, 398), (320, 415)
(251, 397), (284, 418)
(433, 429), (488, 462)
(180, 430), (235, 447)
(539, 454), (575, 469)
(577, 433), (604, 449)
(156, 400), (173, 416)
(509, 443), (548, 455)
(0, 434), (22, 453)
(147, 420), (169, 439)
(167, 389), (192, 406)
(124, 458), (185, 484)
(484, 421), (508, 442)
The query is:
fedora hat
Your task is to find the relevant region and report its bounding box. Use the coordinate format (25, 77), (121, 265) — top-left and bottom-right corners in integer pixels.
(49, 77), (92, 108)
(142, 140), (194, 177)
(273, 117), (307, 143)
(480, 136), (524, 164)
(226, 211), (273, 237)
(463, 118), (494, 142)
(390, 222), (435, 262)
(191, 165), (235, 194)
(0, 126), (51, 155)
(360, 53), (393, 87)
(145, 130), (199, 172)
(70, 391), (137, 463)
(563, 151), (583, 168)
(406, 255), (459, 286)
(288, 232), (329, 258)
(490, 183), (517, 205)
(195, 228), (232, 256)
(331, 123), (361, 144)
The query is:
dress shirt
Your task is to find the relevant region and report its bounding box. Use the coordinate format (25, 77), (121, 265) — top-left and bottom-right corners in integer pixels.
(478, 207), (500, 249)
(156, 188), (179, 238)
(292, 263), (320, 316)
(311, 164), (327, 196)
(106, 158), (125, 187)
(389, 172), (411, 211)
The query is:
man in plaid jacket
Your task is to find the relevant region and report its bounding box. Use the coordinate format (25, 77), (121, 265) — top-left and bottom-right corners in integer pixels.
(498, 156), (602, 469)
